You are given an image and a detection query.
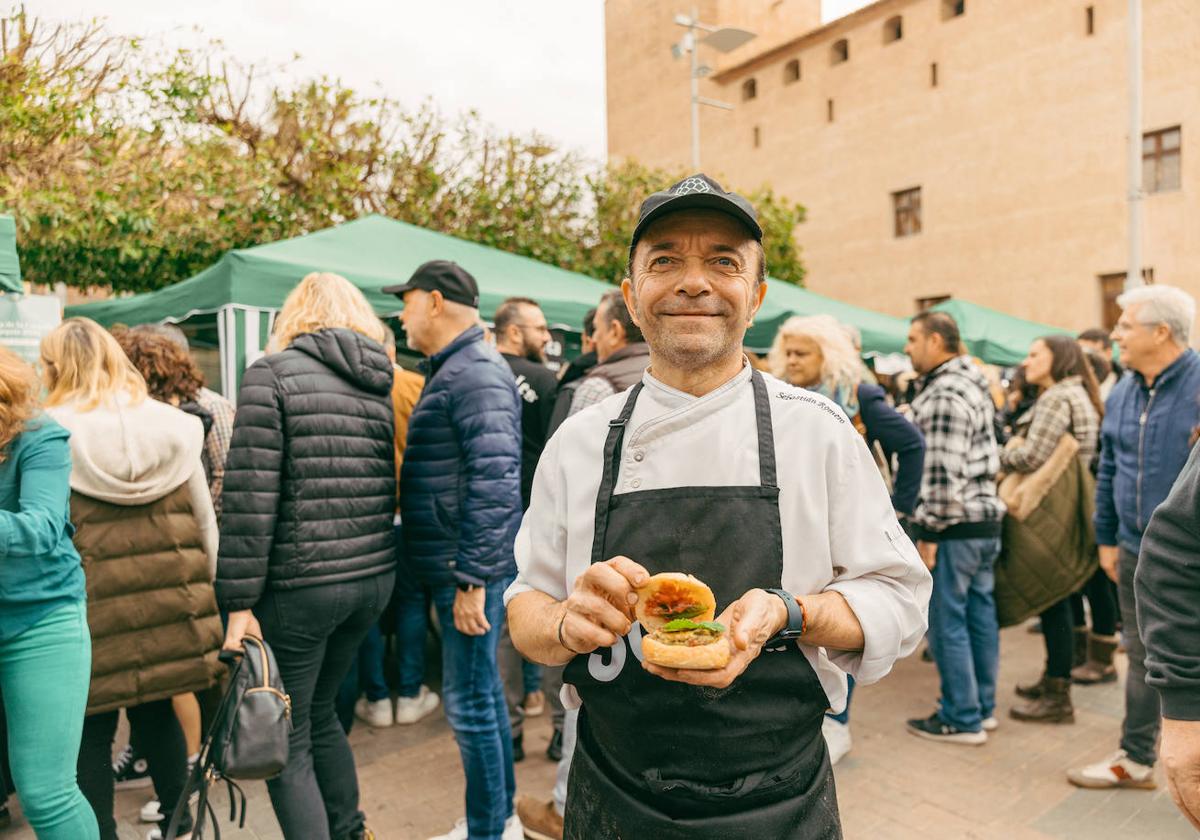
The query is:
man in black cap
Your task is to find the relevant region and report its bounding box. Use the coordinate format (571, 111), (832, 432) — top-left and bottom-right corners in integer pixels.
(385, 261), (527, 840)
(504, 175), (930, 839)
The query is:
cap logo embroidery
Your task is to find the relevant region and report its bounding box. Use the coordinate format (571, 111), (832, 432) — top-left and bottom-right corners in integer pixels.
(674, 177), (712, 196)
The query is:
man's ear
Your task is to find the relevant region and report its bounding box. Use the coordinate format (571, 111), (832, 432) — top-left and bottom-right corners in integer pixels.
(621, 277), (641, 328)
(748, 280), (768, 326)
(428, 289), (444, 317)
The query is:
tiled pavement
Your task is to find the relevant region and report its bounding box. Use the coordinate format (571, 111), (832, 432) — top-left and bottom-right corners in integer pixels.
(2, 624), (1194, 839)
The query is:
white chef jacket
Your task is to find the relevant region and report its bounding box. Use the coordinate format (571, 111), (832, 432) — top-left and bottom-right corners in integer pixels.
(505, 362), (931, 713)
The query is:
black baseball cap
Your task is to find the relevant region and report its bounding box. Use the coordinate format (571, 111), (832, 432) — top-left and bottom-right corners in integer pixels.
(382, 260), (480, 308)
(629, 174), (762, 252)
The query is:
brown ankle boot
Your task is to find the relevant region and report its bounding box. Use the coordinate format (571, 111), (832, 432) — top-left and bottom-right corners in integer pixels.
(1015, 672), (1048, 700)
(1010, 676), (1074, 723)
(1071, 634), (1119, 684)
(1071, 627), (1089, 668)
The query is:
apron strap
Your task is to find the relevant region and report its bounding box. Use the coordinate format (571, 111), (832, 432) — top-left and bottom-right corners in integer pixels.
(591, 382), (645, 564)
(750, 369), (779, 489)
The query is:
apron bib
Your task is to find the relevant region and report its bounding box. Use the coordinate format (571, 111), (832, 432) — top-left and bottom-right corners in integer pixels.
(563, 370), (842, 840)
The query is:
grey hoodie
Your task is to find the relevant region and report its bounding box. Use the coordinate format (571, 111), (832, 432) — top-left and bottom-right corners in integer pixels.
(47, 395), (218, 576)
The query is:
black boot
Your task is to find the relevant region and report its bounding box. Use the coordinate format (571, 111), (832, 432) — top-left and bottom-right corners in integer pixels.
(512, 733), (525, 763)
(546, 726), (563, 762)
(1015, 672), (1048, 700)
(1010, 677), (1074, 724)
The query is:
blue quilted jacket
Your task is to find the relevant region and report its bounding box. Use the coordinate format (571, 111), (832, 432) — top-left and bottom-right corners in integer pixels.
(400, 325), (523, 587)
(1094, 349), (1200, 554)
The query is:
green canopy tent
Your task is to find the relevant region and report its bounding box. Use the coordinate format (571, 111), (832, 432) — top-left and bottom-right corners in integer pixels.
(0, 215), (21, 293)
(930, 299), (1070, 367)
(746, 280), (910, 355)
(67, 215), (614, 399)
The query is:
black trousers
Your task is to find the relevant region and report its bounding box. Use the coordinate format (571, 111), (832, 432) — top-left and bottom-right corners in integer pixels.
(254, 571), (394, 840)
(77, 699), (191, 840)
(1040, 597), (1074, 679)
(1069, 567), (1119, 636)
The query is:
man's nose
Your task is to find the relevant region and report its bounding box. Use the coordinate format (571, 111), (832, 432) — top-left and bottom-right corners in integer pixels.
(676, 259), (712, 294)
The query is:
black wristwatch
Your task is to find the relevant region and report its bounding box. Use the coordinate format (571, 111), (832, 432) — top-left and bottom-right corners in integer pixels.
(456, 582), (478, 593)
(763, 588), (806, 647)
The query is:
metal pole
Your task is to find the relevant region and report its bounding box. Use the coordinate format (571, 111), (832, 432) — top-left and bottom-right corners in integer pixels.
(1126, 0), (1143, 290)
(690, 7), (701, 170)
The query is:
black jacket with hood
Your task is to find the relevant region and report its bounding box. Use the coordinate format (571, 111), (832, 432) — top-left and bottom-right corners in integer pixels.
(216, 328), (397, 612)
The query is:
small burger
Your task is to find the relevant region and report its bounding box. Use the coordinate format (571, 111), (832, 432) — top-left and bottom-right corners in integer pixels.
(635, 572), (730, 670)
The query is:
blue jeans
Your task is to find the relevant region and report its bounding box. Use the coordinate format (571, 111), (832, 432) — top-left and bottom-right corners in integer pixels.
(521, 659), (543, 696)
(827, 675), (855, 725)
(0, 601), (98, 840)
(432, 578), (516, 840)
(927, 537), (1001, 732)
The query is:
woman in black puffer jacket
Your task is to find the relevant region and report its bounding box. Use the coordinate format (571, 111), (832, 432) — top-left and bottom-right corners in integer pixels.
(217, 272), (396, 840)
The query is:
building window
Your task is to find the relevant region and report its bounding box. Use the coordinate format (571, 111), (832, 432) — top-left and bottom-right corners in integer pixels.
(742, 78), (757, 101)
(931, 62), (939, 87)
(893, 187), (922, 237)
(883, 16), (903, 43)
(827, 98), (835, 123)
(916, 295), (951, 312)
(941, 0), (965, 20)
(1099, 270), (1155, 330)
(784, 59), (801, 84)
(831, 39), (849, 65)
(753, 126), (761, 148)
(1143, 126), (1181, 192)
(1086, 6), (1095, 35)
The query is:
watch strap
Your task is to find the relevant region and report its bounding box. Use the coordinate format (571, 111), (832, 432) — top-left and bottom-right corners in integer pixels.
(763, 588), (806, 647)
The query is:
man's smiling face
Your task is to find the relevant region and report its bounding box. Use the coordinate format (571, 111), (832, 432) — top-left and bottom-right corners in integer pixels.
(624, 209), (765, 372)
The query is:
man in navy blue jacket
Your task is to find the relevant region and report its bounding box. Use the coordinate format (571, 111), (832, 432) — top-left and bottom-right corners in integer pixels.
(1068, 285), (1200, 792)
(387, 261), (525, 840)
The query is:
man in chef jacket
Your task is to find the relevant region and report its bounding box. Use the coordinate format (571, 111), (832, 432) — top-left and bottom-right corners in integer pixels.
(505, 173), (931, 840)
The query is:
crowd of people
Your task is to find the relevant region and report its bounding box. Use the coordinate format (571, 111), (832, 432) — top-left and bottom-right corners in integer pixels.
(0, 173), (1198, 840)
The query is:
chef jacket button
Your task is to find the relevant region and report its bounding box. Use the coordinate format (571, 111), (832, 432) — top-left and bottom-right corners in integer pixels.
(633, 451), (644, 462)
(630, 478), (642, 489)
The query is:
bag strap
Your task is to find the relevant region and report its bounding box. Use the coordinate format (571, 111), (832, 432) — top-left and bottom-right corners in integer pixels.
(164, 650), (245, 840)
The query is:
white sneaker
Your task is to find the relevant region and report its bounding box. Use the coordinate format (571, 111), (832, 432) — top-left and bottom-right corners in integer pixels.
(395, 685), (440, 725)
(981, 716), (999, 732)
(502, 815), (524, 840)
(1067, 749), (1156, 789)
(355, 696), (394, 728)
(822, 716), (852, 766)
(427, 815), (523, 840)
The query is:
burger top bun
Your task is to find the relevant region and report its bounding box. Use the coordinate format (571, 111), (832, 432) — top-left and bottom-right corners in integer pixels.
(634, 572), (717, 633)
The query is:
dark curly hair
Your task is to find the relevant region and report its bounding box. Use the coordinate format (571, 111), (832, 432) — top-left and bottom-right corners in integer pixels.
(114, 329), (205, 404)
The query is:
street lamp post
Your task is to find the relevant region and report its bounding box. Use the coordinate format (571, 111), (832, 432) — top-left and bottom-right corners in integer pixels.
(1125, 0), (1144, 291)
(672, 10), (756, 170)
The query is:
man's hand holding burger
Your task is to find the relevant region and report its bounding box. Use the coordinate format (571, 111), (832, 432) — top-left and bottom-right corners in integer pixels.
(557, 556), (650, 655)
(642, 588), (787, 690)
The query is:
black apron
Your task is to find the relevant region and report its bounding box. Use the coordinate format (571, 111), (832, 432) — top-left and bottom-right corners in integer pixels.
(563, 370), (842, 840)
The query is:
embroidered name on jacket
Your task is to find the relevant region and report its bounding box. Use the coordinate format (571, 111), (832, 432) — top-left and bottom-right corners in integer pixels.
(774, 391), (847, 424)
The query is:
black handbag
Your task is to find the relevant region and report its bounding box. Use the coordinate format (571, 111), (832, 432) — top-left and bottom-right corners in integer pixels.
(165, 635), (292, 839)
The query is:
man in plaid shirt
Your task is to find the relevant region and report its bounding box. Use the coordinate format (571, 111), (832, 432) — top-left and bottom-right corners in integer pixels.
(903, 311), (1006, 745)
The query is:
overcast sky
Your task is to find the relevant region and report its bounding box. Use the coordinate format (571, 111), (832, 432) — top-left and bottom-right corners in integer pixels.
(29, 0), (873, 161)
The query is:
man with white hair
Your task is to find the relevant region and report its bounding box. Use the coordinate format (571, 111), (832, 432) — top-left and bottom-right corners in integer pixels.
(1069, 284), (1200, 791)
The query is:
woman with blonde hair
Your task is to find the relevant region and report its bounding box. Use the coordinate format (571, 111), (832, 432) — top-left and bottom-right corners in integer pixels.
(768, 314), (926, 764)
(0, 347), (98, 839)
(41, 317), (223, 840)
(217, 272), (396, 840)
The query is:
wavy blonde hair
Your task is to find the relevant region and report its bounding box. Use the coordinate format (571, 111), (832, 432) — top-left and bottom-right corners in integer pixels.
(0, 347), (41, 463)
(767, 314), (864, 391)
(271, 272), (387, 351)
(41, 318), (148, 411)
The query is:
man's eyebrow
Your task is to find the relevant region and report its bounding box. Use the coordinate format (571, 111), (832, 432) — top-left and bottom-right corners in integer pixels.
(645, 241), (744, 255)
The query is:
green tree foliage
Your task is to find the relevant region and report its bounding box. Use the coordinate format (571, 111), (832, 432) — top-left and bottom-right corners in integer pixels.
(0, 11), (805, 294)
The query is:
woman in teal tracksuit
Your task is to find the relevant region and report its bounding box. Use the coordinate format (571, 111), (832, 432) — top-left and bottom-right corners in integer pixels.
(0, 347), (98, 840)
